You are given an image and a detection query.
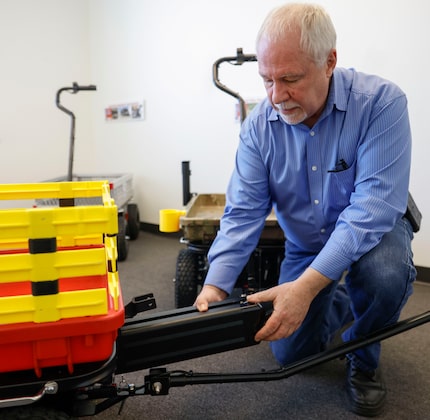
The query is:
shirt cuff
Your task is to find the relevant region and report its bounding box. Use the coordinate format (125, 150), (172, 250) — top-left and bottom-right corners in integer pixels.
(310, 245), (352, 281)
(203, 264), (239, 296)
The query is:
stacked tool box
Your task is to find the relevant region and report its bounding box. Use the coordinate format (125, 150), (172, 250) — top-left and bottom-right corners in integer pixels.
(0, 181), (124, 377)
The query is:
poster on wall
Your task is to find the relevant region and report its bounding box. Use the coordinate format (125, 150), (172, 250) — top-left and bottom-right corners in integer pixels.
(105, 101), (145, 122)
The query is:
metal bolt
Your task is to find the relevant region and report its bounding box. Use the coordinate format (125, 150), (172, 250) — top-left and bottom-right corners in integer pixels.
(152, 382), (163, 394)
(44, 382), (58, 394)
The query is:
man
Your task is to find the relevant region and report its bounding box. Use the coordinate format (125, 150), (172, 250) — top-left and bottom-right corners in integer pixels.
(195, 2), (417, 417)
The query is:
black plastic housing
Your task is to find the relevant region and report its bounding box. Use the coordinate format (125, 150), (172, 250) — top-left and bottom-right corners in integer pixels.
(116, 299), (267, 374)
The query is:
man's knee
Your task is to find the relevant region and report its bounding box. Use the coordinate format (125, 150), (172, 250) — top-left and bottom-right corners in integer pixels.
(270, 331), (326, 366)
(348, 222), (415, 303)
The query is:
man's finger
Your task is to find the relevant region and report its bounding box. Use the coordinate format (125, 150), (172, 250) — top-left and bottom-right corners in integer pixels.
(247, 288), (273, 304)
(254, 312), (281, 341)
(196, 301), (208, 312)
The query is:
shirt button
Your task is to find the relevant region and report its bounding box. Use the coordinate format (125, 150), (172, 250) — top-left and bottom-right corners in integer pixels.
(310, 131), (315, 136)
(320, 228), (326, 233)
(314, 199), (319, 205)
(311, 165), (317, 171)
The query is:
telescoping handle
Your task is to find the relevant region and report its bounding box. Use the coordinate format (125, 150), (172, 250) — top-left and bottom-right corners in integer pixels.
(55, 82), (97, 181)
(56, 82), (97, 107)
(212, 48), (257, 124)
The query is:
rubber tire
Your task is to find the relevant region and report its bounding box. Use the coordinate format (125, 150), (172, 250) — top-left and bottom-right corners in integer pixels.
(117, 212), (129, 261)
(175, 248), (198, 308)
(126, 203), (140, 240)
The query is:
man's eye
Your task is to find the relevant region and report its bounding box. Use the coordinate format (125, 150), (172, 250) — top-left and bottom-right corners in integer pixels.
(263, 79), (273, 87)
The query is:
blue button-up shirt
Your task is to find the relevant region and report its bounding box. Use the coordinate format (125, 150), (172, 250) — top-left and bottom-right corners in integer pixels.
(205, 67), (412, 294)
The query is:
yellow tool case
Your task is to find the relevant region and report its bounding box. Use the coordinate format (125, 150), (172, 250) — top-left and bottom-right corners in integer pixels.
(0, 181), (124, 377)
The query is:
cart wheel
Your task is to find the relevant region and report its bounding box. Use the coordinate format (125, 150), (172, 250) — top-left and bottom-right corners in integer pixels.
(175, 248), (199, 308)
(126, 203), (140, 240)
(117, 212), (129, 261)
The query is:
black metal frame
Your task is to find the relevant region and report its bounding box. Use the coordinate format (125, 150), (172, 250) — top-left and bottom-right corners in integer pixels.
(146, 309), (430, 393)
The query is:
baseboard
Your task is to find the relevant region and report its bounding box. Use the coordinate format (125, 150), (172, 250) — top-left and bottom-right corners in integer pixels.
(140, 222), (182, 238)
(416, 266), (430, 284)
(139, 223), (430, 284)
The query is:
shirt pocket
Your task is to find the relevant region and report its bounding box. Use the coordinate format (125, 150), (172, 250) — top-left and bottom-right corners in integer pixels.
(326, 164), (356, 212)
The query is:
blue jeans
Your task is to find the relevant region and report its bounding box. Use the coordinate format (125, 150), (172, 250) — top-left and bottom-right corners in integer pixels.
(271, 217), (416, 371)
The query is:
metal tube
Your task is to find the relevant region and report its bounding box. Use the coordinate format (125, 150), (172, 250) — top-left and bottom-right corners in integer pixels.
(55, 87), (76, 181)
(182, 161), (191, 206)
(55, 83), (97, 181)
(212, 48), (257, 124)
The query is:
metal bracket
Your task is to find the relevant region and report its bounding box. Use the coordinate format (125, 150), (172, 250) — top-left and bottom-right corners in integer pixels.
(124, 293), (157, 319)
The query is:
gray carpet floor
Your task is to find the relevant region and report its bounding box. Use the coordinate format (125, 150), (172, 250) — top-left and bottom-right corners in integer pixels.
(83, 231), (430, 420)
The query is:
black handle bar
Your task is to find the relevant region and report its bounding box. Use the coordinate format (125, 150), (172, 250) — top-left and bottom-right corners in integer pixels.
(212, 48), (257, 124)
(72, 82), (97, 92)
(55, 82), (97, 181)
(56, 82), (97, 107)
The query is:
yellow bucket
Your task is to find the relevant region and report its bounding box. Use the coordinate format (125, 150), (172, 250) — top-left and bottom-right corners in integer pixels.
(159, 209), (186, 233)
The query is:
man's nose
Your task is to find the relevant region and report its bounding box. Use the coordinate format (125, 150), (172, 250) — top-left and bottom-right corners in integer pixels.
(271, 82), (290, 104)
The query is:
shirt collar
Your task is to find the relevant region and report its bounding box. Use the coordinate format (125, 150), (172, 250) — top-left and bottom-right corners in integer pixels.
(329, 68), (348, 112)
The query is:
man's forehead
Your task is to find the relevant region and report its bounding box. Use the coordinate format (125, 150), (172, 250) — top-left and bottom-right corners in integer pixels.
(257, 49), (310, 79)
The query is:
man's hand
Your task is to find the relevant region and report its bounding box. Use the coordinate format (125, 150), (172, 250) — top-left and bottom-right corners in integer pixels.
(194, 284), (228, 312)
(247, 268), (331, 342)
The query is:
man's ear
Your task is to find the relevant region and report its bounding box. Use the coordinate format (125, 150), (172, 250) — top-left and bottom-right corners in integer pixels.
(326, 49), (337, 77)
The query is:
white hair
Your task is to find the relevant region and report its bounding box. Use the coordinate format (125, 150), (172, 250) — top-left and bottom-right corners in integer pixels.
(256, 3), (337, 67)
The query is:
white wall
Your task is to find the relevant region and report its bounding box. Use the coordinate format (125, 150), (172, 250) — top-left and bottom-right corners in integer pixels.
(87, 0), (280, 212)
(1, 0), (429, 268)
(0, 0), (94, 182)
